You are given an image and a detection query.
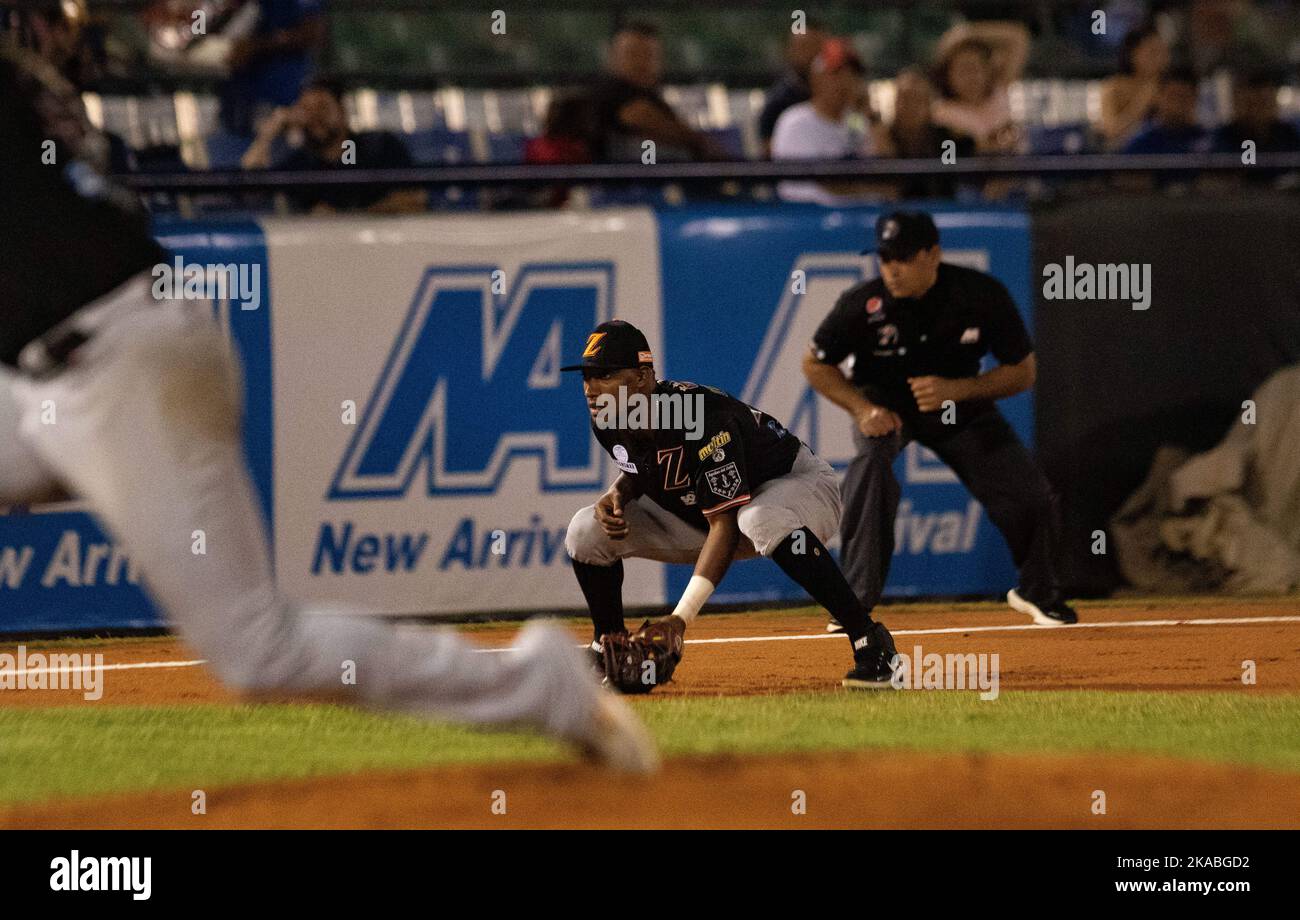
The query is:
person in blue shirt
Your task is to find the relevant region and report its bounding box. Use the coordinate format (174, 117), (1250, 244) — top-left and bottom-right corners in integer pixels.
(220, 0), (326, 136)
(241, 78), (425, 213)
(1121, 66), (1210, 156)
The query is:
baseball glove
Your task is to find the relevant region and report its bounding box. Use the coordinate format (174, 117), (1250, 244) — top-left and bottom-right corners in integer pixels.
(600, 616), (686, 694)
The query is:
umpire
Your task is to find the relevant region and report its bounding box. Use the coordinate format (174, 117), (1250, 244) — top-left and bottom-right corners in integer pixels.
(802, 211), (1077, 625)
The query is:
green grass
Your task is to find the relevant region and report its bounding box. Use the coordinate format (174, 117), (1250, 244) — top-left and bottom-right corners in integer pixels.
(2, 691), (1299, 806)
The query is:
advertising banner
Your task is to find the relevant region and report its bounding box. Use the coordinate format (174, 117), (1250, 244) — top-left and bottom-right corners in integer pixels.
(1, 205), (1032, 632)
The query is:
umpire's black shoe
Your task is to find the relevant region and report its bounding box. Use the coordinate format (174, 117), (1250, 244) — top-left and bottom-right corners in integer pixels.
(843, 622), (899, 690)
(1007, 589), (1079, 626)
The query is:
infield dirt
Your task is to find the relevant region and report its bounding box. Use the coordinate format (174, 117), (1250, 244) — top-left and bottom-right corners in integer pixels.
(2, 598), (1298, 828)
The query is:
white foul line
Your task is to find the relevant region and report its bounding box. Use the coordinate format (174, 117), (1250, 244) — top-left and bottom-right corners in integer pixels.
(2, 659), (207, 679)
(683, 614), (1300, 646)
(3, 615), (1297, 678)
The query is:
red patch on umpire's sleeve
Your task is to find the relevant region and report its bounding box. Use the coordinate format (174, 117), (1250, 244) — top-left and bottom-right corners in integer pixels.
(866, 297), (883, 314)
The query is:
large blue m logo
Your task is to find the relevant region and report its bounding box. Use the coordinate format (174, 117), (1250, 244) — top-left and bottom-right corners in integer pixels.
(329, 262), (615, 498)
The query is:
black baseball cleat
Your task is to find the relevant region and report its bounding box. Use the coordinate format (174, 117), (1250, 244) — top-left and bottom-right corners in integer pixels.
(590, 635), (625, 680)
(843, 621), (899, 690)
(1007, 588), (1079, 626)
(826, 616), (844, 634)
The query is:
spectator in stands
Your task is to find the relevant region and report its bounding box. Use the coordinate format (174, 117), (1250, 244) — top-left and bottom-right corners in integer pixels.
(20, 0), (80, 82)
(19, 0), (138, 173)
(875, 68), (975, 198)
(757, 21), (828, 156)
(527, 93), (595, 166)
(1169, 0), (1281, 79)
(220, 0), (326, 136)
(241, 78), (425, 213)
(771, 38), (891, 205)
(525, 92), (595, 207)
(1099, 21), (1171, 150)
(1213, 70), (1300, 156)
(586, 20), (728, 162)
(1121, 67), (1210, 155)
(930, 21), (1030, 154)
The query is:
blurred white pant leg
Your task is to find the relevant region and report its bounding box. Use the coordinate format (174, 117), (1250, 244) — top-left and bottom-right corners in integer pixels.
(11, 290), (596, 741)
(0, 364), (59, 504)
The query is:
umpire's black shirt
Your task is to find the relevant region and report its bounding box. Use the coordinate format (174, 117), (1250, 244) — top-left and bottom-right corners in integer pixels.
(810, 262), (1033, 435)
(0, 52), (165, 367)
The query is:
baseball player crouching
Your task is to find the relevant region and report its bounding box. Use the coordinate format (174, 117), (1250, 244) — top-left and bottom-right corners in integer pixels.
(563, 320), (898, 692)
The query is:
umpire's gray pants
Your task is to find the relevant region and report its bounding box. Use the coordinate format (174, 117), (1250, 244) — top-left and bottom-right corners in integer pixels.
(567, 444), (841, 564)
(840, 409), (1062, 610)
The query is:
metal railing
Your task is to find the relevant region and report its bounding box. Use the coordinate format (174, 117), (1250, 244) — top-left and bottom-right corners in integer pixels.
(118, 153), (1300, 192)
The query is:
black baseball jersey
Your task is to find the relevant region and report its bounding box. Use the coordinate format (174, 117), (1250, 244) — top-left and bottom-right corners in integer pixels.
(810, 262), (1033, 421)
(0, 51), (165, 367)
(592, 380), (802, 530)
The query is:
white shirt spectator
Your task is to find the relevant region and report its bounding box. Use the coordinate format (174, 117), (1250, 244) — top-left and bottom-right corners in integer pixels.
(771, 101), (873, 205)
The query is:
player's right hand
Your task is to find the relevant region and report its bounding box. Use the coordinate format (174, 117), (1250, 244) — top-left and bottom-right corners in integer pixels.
(595, 489), (630, 540)
(855, 404), (903, 438)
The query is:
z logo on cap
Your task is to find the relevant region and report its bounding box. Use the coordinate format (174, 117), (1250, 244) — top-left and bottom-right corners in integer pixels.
(705, 462), (742, 500)
(582, 332), (607, 357)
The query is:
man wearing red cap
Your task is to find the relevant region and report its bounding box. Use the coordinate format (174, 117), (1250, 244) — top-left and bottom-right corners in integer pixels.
(771, 37), (888, 205)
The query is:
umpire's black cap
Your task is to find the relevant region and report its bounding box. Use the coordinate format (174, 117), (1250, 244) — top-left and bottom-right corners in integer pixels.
(861, 210), (940, 259)
(561, 320), (655, 373)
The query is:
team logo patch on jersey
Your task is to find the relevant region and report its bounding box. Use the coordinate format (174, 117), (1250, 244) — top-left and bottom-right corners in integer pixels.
(961, 327), (981, 344)
(681, 492), (697, 506)
(705, 462), (742, 500)
(866, 296), (883, 314)
(697, 430), (732, 461)
(612, 444), (638, 473)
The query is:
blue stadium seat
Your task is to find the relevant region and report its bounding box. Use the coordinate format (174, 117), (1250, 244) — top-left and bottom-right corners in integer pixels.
(204, 132), (253, 169)
(428, 185), (480, 211)
(406, 128), (473, 166)
(704, 126), (745, 160)
(486, 131), (528, 164)
(1027, 123), (1092, 155)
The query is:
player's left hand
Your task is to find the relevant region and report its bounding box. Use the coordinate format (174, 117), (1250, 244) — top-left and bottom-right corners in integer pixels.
(601, 616), (686, 694)
(908, 376), (967, 413)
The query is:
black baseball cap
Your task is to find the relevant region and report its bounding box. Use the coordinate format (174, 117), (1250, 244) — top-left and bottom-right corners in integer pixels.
(561, 319), (655, 373)
(861, 210), (940, 259)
